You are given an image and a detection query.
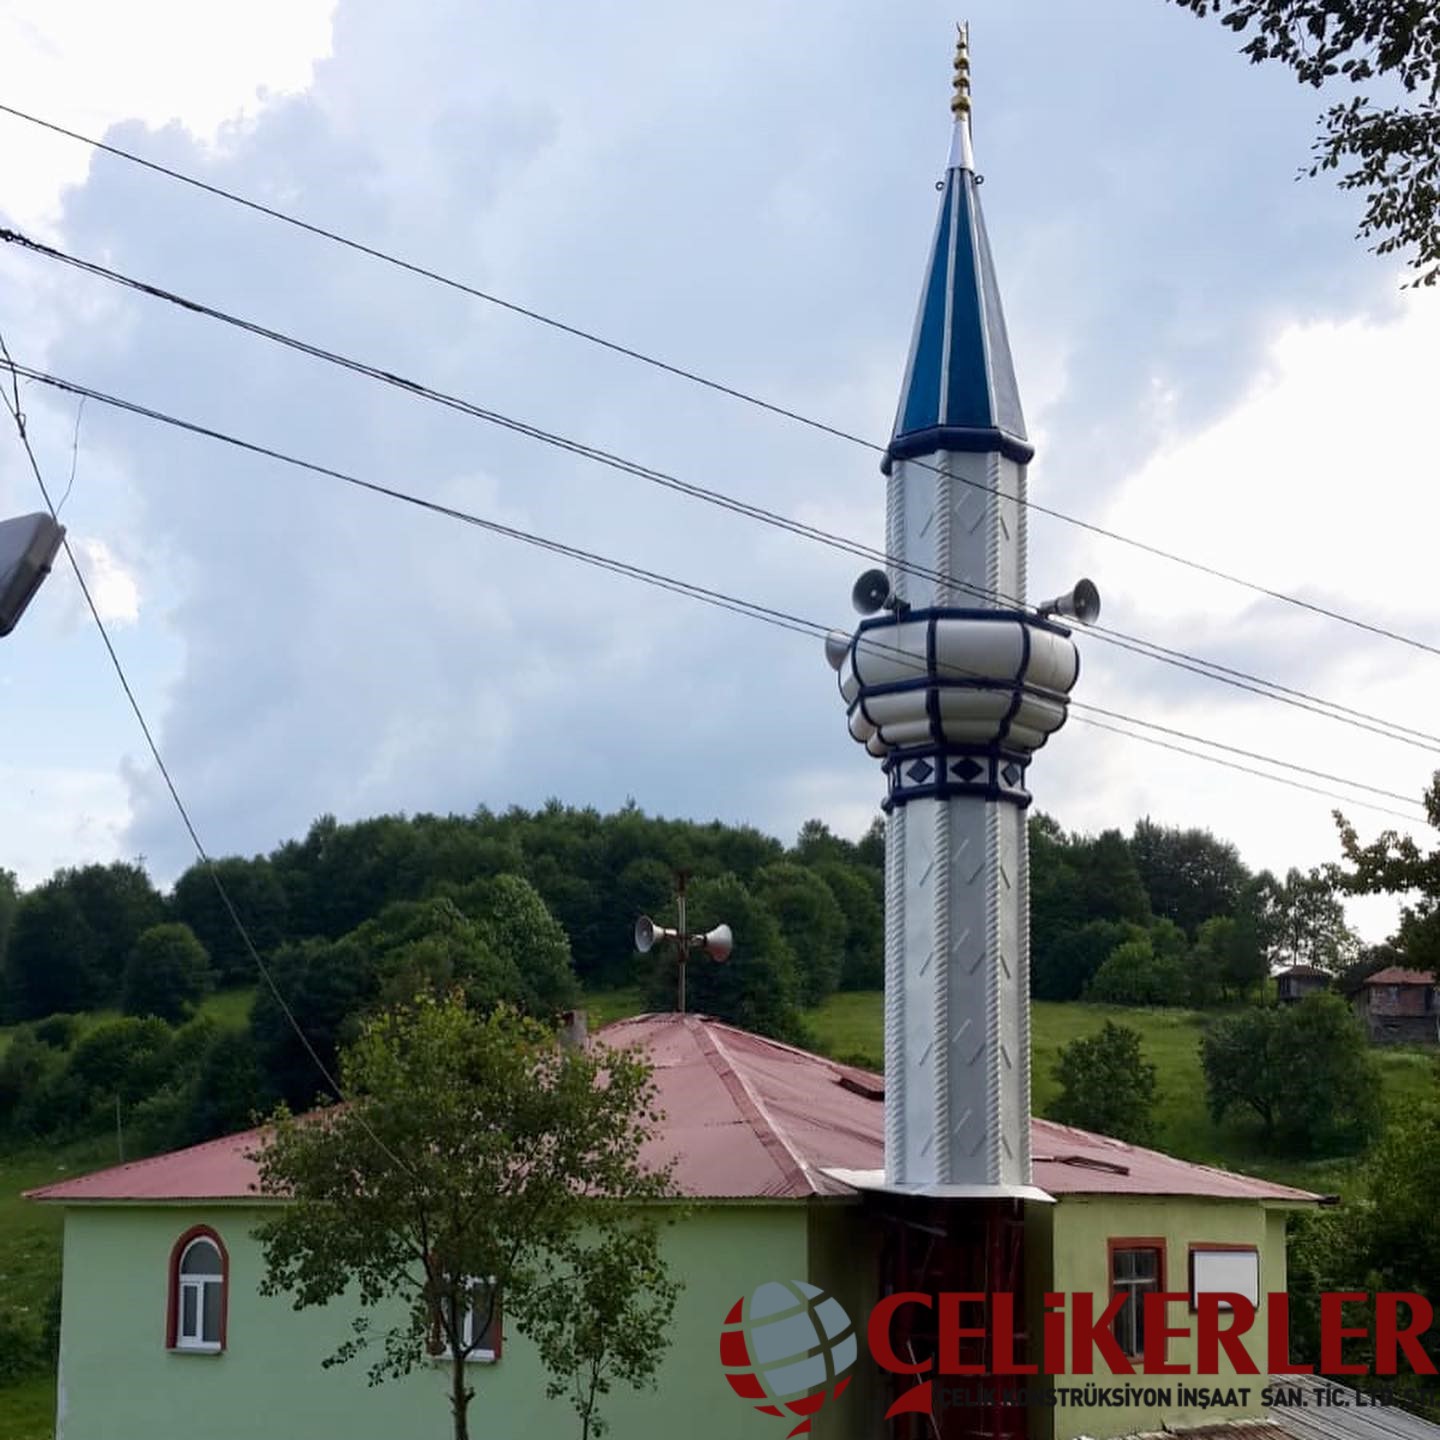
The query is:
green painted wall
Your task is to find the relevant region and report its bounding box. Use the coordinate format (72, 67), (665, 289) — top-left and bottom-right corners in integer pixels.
(54, 1201), (854, 1440)
(807, 1202), (880, 1438)
(1037, 1196), (1292, 1440)
(51, 1193), (1301, 1440)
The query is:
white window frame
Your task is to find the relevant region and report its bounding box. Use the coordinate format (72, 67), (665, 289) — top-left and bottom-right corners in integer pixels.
(1189, 1246), (1260, 1312)
(176, 1237), (224, 1353)
(443, 1276), (499, 1364)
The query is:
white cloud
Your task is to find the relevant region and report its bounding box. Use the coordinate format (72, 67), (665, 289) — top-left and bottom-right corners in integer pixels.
(0, 0), (336, 229)
(0, 763), (131, 886)
(1039, 287), (1440, 940)
(0, 0), (1432, 937)
(73, 538), (140, 625)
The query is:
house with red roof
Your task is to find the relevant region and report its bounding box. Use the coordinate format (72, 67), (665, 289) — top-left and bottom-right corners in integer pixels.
(30, 1011), (1321, 1440)
(1351, 967), (1437, 1045)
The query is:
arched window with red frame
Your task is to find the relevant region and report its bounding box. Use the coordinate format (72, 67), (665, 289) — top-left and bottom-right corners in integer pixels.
(166, 1226), (229, 1353)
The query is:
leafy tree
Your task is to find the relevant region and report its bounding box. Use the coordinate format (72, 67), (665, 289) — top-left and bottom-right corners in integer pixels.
(1033, 919), (1146, 1002)
(1130, 819), (1250, 937)
(1269, 866), (1359, 971)
(1335, 940), (1406, 993)
(644, 874), (807, 1043)
(129, 1021), (265, 1153)
(185, 1027), (268, 1143)
(4, 886), (102, 1019)
(64, 1016), (175, 1104)
(0, 1028), (63, 1134)
(2, 862), (164, 1017)
(1334, 773), (1440, 969)
(455, 873), (578, 1017)
(525, 1224), (683, 1440)
(0, 866), (17, 973)
(1030, 815), (1086, 973)
(252, 995), (678, 1440)
(252, 886), (575, 1108)
(31, 1013), (80, 1050)
(1086, 936), (1186, 1006)
(1192, 913), (1268, 1001)
(1170, 0), (1440, 285)
(753, 862), (846, 1005)
(170, 856), (288, 986)
(791, 819), (856, 866)
(123, 923), (214, 1024)
(1287, 1078), (1440, 1387)
(1200, 994), (1380, 1153)
(856, 815), (886, 870)
(250, 933), (380, 1109)
(1074, 829), (1152, 927)
(814, 861), (884, 990)
(1049, 1022), (1158, 1144)
(67, 861), (167, 987)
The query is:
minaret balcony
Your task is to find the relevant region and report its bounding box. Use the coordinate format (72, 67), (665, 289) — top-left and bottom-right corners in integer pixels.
(835, 608), (1079, 793)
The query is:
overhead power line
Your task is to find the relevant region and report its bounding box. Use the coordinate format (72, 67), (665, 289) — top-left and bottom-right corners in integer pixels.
(0, 334), (412, 1148)
(4, 225), (1437, 760)
(3, 357), (1428, 827)
(2, 100), (1436, 662)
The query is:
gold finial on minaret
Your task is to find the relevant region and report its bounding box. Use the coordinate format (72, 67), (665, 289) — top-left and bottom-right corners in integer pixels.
(951, 21), (972, 120)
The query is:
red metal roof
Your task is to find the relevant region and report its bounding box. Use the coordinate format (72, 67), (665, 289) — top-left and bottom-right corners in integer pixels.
(1362, 967), (1434, 986)
(26, 1013), (1318, 1205)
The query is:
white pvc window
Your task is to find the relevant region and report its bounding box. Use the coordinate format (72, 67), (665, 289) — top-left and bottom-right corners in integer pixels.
(1190, 1247), (1259, 1311)
(444, 1278), (500, 1362)
(177, 1237), (224, 1351)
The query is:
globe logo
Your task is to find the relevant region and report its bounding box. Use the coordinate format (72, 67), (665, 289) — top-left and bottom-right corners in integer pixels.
(720, 1280), (858, 1436)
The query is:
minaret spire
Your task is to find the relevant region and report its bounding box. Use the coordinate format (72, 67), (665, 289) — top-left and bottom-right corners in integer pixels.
(949, 21), (975, 172)
(826, 31), (1092, 1201)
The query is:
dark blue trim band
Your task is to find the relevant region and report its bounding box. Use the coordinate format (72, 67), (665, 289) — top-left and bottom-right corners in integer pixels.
(855, 607), (1072, 639)
(879, 745), (1033, 813)
(881, 425), (1034, 473)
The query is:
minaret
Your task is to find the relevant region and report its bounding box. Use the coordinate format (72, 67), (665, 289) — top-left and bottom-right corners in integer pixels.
(830, 28), (1087, 1197)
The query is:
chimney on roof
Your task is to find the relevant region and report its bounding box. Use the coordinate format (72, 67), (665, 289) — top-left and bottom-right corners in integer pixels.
(560, 1010), (588, 1050)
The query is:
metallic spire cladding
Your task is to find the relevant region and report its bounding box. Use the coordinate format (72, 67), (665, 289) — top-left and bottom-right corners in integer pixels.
(828, 30), (1082, 1199)
(883, 48), (1031, 474)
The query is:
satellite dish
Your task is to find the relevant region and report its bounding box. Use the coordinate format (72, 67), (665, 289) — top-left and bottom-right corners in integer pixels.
(0, 512), (65, 638)
(700, 924), (733, 963)
(823, 630), (851, 671)
(851, 569), (891, 616)
(1037, 578), (1101, 626)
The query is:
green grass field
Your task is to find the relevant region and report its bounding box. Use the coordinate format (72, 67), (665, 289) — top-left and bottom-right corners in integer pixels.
(804, 991), (1434, 1200)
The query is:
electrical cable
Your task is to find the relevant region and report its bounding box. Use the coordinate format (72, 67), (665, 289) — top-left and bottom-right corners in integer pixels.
(0, 334), (413, 1151)
(2, 101), (1436, 661)
(4, 224), (1436, 758)
(4, 357), (1427, 827)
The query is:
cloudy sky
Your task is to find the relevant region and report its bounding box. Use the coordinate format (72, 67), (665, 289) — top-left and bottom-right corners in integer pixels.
(1, 0), (1436, 939)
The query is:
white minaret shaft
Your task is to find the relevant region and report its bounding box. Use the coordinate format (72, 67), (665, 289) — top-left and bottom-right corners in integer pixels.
(833, 28), (1078, 1198)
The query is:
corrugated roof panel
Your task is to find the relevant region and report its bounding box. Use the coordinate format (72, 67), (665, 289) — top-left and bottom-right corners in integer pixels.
(28, 1014), (1319, 1206)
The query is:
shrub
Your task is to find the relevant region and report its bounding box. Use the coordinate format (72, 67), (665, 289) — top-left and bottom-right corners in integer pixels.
(1048, 1021), (1158, 1144)
(0, 1308), (45, 1384)
(1085, 937), (1185, 1006)
(1200, 994), (1381, 1154)
(122, 923), (214, 1024)
(31, 1013), (81, 1050)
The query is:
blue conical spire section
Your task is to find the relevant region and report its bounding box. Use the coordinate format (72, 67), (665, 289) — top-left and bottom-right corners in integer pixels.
(883, 78), (1031, 473)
